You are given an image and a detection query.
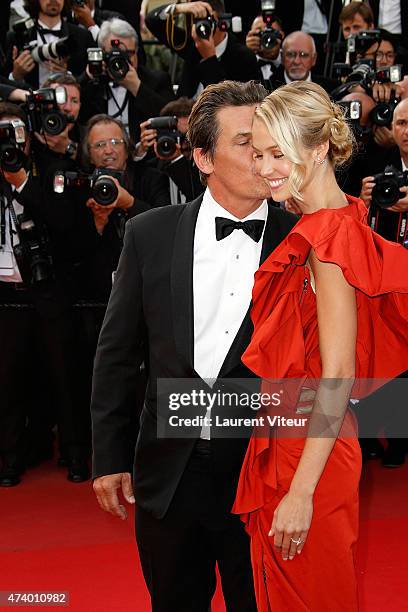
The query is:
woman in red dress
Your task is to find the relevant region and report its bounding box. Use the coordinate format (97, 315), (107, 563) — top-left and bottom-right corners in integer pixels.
(232, 81), (408, 611)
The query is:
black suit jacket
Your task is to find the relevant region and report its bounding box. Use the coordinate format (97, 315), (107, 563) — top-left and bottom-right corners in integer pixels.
(5, 19), (94, 88)
(269, 65), (339, 95)
(91, 197), (298, 518)
(146, 5), (262, 98)
(79, 65), (174, 142)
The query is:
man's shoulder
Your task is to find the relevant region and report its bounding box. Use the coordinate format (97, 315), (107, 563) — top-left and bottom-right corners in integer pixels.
(268, 202), (298, 227)
(127, 202), (192, 233)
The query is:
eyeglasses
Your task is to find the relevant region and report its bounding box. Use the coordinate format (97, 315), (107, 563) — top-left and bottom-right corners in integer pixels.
(283, 50), (312, 60)
(375, 51), (396, 61)
(88, 138), (125, 150)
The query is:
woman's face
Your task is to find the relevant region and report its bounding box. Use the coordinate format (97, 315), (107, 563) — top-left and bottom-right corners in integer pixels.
(251, 116), (294, 201)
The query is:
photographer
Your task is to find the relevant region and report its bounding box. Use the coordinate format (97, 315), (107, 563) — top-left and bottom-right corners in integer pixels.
(0, 101), (94, 485)
(79, 18), (174, 143)
(74, 114), (169, 300)
(339, 2), (375, 40)
(145, 1), (261, 97)
(70, 0), (124, 43)
(245, 14), (284, 87)
(139, 97), (203, 203)
(6, 0), (93, 89)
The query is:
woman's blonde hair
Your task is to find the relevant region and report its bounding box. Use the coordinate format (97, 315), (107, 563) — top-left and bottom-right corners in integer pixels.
(254, 81), (354, 200)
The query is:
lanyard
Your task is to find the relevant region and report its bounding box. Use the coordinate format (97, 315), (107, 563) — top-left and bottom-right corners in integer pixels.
(108, 86), (129, 119)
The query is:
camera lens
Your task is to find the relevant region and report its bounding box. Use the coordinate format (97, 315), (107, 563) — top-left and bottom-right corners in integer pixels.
(260, 29), (279, 49)
(370, 103), (394, 127)
(156, 135), (177, 158)
(93, 176), (118, 206)
(195, 18), (212, 39)
(0, 146), (25, 172)
(42, 110), (67, 136)
(372, 179), (400, 208)
(107, 55), (129, 80)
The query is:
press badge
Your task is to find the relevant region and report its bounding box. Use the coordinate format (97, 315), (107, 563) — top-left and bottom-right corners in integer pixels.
(0, 249), (14, 275)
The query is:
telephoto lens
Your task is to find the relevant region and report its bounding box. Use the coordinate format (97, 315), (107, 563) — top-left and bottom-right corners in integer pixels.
(92, 175), (119, 206)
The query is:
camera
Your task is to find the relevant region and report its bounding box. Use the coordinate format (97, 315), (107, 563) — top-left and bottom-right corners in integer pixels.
(72, 0), (86, 6)
(13, 214), (53, 285)
(87, 47), (104, 78)
(12, 17), (35, 51)
(148, 116), (184, 158)
(0, 120), (27, 172)
(194, 15), (217, 39)
(370, 96), (399, 127)
(347, 29), (382, 56)
(260, 0), (280, 49)
(24, 87), (70, 136)
(53, 168), (123, 206)
(337, 100), (371, 143)
(372, 165), (408, 208)
(103, 39), (130, 81)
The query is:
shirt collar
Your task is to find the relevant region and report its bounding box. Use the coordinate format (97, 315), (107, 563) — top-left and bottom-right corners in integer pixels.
(37, 18), (62, 30)
(402, 157), (407, 172)
(201, 187), (268, 222)
(215, 33), (228, 58)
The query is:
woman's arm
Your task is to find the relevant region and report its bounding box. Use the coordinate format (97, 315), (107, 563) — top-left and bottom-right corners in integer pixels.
(270, 249), (357, 560)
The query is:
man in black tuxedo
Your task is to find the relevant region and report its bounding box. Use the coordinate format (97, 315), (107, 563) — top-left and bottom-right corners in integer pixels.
(6, 0), (93, 89)
(145, 1), (261, 98)
(79, 18), (174, 143)
(91, 80), (297, 611)
(245, 14), (284, 91)
(70, 0), (124, 42)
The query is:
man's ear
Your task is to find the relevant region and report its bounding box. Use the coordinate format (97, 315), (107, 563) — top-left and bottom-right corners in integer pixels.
(193, 148), (214, 176)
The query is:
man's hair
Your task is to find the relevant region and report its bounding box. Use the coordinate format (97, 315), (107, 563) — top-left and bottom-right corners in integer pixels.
(200, 0), (225, 14)
(0, 102), (28, 125)
(24, 0), (71, 19)
(81, 114), (134, 167)
(188, 80), (267, 184)
(160, 97), (195, 118)
(41, 72), (81, 93)
(339, 1), (374, 26)
(98, 18), (139, 48)
(282, 31), (316, 54)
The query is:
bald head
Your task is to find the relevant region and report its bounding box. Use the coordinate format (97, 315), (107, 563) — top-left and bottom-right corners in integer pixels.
(282, 31), (317, 81)
(341, 92), (376, 127)
(392, 98), (408, 156)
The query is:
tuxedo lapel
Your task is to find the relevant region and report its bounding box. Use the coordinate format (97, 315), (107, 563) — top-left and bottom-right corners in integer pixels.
(218, 202), (289, 378)
(170, 195), (203, 373)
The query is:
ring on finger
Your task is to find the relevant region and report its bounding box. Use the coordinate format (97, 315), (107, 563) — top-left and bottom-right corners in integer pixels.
(290, 536), (302, 546)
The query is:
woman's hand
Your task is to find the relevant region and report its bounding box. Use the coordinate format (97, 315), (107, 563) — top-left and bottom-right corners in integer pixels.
(269, 490), (313, 560)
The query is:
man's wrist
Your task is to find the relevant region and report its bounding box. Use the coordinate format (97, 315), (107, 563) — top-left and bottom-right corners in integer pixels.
(65, 141), (78, 158)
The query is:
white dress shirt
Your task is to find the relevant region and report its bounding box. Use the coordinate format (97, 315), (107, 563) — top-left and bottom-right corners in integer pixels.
(36, 19), (64, 87)
(284, 71), (312, 84)
(379, 0), (402, 35)
(193, 188), (268, 438)
(108, 84), (129, 133)
(0, 181), (28, 283)
(301, 0), (328, 34)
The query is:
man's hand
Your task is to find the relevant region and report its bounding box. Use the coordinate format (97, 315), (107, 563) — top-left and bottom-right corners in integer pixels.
(174, 2), (213, 18)
(373, 125), (395, 149)
(117, 62), (141, 96)
(8, 88), (29, 103)
(360, 175), (375, 206)
(246, 29), (261, 54)
(192, 24), (216, 59)
(138, 119), (157, 155)
(12, 47), (35, 81)
(73, 3), (96, 28)
(44, 57), (68, 74)
(371, 81), (393, 103)
(2, 167), (28, 190)
(389, 185), (408, 212)
(113, 179), (134, 210)
(93, 472), (135, 520)
(86, 198), (116, 234)
(34, 127), (72, 156)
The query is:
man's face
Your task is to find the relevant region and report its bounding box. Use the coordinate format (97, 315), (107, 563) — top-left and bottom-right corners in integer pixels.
(50, 83), (81, 124)
(282, 34), (316, 81)
(365, 39), (396, 69)
(342, 14), (371, 39)
(101, 36), (138, 70)
(39, 0), (64, 17)
(392, 102), (408, 156)
(88, 122), (127, 170)
(250, 16), (283, 61)
(205, 105), (271, 202)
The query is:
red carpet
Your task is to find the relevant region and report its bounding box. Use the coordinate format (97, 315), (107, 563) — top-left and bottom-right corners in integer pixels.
(1, 459), (408, 611)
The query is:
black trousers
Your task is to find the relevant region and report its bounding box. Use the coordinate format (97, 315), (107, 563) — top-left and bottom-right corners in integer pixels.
(135, 440), (257, 612)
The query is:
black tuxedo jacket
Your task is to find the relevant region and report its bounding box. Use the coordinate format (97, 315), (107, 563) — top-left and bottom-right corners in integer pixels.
(91, 197), (298, 518)
(78, 65), (174, 142)
(5, 19), (94, 88)
(146, 6), (262, 98)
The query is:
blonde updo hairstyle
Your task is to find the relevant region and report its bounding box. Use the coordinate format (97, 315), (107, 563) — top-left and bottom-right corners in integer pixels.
(254, 81), (354, 200)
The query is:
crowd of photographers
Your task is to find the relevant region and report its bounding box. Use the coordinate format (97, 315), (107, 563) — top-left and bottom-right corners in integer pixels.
(0, 0), (407, 487)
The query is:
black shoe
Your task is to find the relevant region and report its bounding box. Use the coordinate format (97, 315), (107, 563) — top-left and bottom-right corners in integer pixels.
(0, 465), (21, 487)
(67, 459), (90, 483)
(382, 446), (406, 468)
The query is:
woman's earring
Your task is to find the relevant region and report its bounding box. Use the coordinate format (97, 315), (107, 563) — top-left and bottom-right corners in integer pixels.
(316, 156), (326, 165)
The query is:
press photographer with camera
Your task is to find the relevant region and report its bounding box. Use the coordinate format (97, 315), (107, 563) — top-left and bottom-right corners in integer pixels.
(0, 101), (93, 486)
(245, 12), (284, 87)
(146, 1), (261, 98)
(138, 97), (203, 203)
(79, 18), (174, 143)
(6, 0), (93, 89)
(70, 0), (124, 42)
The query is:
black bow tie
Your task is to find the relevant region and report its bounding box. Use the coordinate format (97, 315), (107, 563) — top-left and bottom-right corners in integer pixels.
(215, 217), (265, 242)
(37, 27), (64, 37)
(257, 58), (273, 68)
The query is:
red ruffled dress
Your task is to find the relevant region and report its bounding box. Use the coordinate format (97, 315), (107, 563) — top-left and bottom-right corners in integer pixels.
(232, 195), (408, 611)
